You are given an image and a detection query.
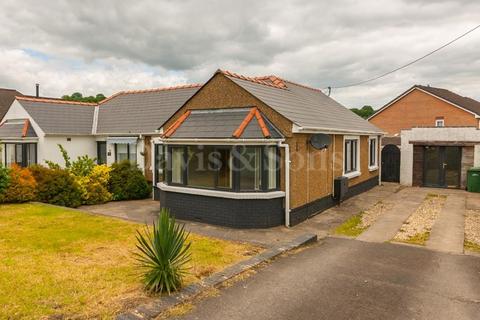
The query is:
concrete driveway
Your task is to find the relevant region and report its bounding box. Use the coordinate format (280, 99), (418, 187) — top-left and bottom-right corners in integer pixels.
(171, 238), (480, 320)
(79, 183), (401, 247)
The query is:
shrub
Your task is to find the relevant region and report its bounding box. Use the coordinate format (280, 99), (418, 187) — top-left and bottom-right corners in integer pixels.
(77, 165), (112, 205)
(109, 160), (150, 200)
(30, 165), (83, 208)
(70, 155), (96, 177)
(0, 164), (10, 196)
(0, 164), (36, 203)
(135, 208), (191, 294)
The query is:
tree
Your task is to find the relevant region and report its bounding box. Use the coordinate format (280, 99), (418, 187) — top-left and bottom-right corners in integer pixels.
(350, 105), (375, 119)
(62, 92), (106, 103)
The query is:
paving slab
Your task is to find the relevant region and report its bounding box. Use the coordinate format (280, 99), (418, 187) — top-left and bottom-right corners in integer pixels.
(426, 195), (466, 254)
(357, 188), (427, 243)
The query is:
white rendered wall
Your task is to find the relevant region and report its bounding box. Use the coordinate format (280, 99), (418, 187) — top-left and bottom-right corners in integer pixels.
(400, 127), (480, 186)
(40, 136), (97, 167)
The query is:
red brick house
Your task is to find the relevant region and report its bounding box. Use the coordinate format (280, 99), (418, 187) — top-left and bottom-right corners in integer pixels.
(369, 85), (480, 188)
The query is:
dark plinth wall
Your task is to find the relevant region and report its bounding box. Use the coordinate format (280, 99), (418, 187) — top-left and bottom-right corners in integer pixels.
(159, 190), (285, 228)
(156, 175), (379, 228)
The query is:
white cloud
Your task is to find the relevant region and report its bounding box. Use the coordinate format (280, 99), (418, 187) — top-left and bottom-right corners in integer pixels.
(0, 0), (479, 107)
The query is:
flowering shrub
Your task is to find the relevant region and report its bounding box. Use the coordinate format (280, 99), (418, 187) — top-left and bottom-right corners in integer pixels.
(0, 164), (10, 197)
(77, 165), (112, 205)
(0, 164), (36, 203)
(30, 165), (82, 208)
(109, 160), (150, 200)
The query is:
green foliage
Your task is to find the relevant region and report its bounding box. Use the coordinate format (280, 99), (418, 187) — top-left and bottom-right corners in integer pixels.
(109, 160), (150, 200)
(135, 209), (191, 294)
(77, 165), (112, 205)
(70, 155), (97, 177)
(334, 213), (366, 237)
(61, 92), (106, 103)
(30, 165), (83, 208)
(350, 105), (375, 119)
(0, 164), (10, 196)
(58, 144), (71, 168)
(0, 164), (37, 203)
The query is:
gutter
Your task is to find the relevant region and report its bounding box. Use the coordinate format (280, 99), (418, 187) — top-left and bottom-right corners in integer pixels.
(160, 138), (284, 145)
(293, 125), (384, 136)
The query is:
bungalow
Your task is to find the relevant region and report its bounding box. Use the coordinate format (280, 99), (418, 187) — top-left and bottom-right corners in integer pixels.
(0, 85), (201, 181)
(153, 70), (383, 228)
(369, 85), (480, 188)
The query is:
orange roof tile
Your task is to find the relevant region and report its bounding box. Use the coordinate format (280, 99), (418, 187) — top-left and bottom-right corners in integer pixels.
(16, 96), (97, 106)
(217, 70), (288, 90)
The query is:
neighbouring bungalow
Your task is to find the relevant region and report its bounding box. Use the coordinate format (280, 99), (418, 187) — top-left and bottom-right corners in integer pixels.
(153, 70), (383, 228)
(369, 85), (480, 189)
(0, 85), (201, 182)
(93, 84), (201, 181)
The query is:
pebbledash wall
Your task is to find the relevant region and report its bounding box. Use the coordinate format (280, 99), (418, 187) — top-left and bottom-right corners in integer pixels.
(158, 73), (381, 228)
(400, 127), (480, 187)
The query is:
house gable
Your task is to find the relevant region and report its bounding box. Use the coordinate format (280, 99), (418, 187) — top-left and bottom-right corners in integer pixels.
(160, 72), (294, 137)
(369, 87), (478, 135)
(1, 99), (45, 137)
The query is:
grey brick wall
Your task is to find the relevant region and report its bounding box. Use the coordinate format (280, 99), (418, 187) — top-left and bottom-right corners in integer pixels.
(160, 190), (285, 228)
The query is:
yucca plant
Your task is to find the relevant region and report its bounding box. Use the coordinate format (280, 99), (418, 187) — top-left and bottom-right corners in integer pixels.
(135, 208), (192, 294)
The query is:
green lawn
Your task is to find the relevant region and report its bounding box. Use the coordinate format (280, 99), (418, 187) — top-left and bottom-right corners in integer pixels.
(0, 203), (259, 319)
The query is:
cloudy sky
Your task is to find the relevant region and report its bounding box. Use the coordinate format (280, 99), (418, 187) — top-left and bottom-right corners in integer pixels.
(1, 0), (479, 108)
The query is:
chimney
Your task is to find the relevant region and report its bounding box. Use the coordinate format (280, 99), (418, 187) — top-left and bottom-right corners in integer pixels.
(35, 83), (40, 97)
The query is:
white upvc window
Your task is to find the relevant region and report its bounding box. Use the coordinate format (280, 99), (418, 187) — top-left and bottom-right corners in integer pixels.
(435, 118), (445, 127)
(343, 136), (361, 179)
(368, 136), (379, 171)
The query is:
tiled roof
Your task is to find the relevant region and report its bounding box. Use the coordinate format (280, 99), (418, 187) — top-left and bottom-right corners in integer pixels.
(0, 119), (37, 138)
(218, 70), (382, 134)
(0, 88), (23, 120)
(164, 108), (283, 139)
(416, 85), (480, 116)
(96, 84), (201, 134)
(16, 96), (97, 106)
(17, 98), (96, 135)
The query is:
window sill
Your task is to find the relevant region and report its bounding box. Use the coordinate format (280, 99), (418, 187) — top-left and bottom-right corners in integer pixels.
(157, 182), (286, 200)
(343, 171), (361, 179)
(368, 165), (379, 172)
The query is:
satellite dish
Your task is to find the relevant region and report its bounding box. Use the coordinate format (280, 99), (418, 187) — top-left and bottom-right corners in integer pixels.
(310, 134), (331, 150)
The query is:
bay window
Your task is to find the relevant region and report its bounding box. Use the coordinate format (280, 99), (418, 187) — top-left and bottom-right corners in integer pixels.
(238, 146), (262, 191)
(344, 137), (359, 176)
(163, 144), (279, 192)
(2, 143), (37, 167)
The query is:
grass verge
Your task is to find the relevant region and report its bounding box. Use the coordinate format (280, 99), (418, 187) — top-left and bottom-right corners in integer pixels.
(0, 203), (260, 319)
(334, 213), (366, 237)
(464, 240), (480, 253)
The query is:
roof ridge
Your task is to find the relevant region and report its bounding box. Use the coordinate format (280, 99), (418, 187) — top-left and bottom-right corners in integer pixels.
(16, 96), (97, 106)
(98, 83), (203, 105)
(217, 70), (288, 90)
(283, 79), (325, 93)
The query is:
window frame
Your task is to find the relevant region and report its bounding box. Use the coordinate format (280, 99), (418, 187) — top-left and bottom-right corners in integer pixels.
(114, 143), (137, 163)
(96, 141), (107, 165)
(368, 136), (378, 171)
(435, 118), (445, 127)
(163, 144), (280, 193)
(343, 136), (361, 179)
(3, 142), (37, 167)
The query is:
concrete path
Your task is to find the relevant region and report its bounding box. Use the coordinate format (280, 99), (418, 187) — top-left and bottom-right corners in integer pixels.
(79, 183), (401, 247)
(357, 188), (427, 242)
(427, 195), (466, 254)
(172, 238), (480, 320)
